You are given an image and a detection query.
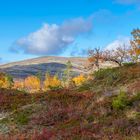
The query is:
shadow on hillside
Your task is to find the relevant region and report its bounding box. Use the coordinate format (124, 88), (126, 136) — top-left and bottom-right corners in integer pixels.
(0, 62), (67, 79)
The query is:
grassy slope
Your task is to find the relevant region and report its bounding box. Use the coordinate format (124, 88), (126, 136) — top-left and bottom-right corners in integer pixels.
(0, 64), (140, 139)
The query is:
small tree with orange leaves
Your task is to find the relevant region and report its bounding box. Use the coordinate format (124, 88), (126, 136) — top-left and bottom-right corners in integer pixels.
(88, 48), (103, 70)
(24, 75), (41, 93)
(72, 74), (86, 86)
(88, 45), (130, 68)
(43, 72), (61, 91)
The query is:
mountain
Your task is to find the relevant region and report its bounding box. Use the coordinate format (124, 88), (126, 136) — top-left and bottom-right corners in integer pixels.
(0, 56), (88, 80)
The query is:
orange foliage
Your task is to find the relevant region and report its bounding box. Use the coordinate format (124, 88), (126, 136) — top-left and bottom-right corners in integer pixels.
(13, 81), (24, 90)
(24, 76), (41, 93)
(88, 48), (102, 69)
(0, 73), (11, 88)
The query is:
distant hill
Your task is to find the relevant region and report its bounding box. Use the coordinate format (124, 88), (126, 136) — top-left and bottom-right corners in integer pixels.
(0, 56), (118, 80)
(0, 56), (88, 80)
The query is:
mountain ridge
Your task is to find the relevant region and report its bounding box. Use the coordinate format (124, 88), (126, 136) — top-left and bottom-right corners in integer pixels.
(0, 56), (88, 79)
(0, 56), (87, 68)
(0, 56), (118, 80)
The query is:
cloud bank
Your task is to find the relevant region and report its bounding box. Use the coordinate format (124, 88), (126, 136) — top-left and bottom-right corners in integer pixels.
(105, 37), (130, 50)
(11, 17), (93, 55)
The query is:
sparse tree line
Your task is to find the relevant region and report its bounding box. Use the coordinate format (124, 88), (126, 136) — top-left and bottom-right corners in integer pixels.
(0, 61), (87, 93)
(88, 29), (140, 69)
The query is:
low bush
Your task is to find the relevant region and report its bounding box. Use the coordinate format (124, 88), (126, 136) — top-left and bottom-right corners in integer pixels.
(112, 91), (130, 110)
(14, 111), (31, 125)
(0, 73), (14, 89)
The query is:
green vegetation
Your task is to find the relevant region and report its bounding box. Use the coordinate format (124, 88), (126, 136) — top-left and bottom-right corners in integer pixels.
(14, 111), (30, 125)
(112, 91), (130, 110)
(94, 68), (121, 85)
(93, 63), (140, 87)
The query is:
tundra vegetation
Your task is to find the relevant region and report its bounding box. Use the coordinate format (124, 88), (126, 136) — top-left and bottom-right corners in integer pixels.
(0, 29), (140, 139)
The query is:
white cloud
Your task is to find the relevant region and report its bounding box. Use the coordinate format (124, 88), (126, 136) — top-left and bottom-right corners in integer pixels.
(11, 17), (93, 55)
(105, 37), (131, 51)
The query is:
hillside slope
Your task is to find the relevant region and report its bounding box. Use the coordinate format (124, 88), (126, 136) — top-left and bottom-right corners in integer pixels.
(0, 64), (140, 139)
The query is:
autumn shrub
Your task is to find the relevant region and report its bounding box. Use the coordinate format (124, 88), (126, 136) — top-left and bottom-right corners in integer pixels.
(112, 91), (130, 110)
(0, 73), (13, 89)
(24, 75), (41, 93)
(13, 81), (24, 91)
(43, 73), (61, 91)
(72, 74), (86, 86)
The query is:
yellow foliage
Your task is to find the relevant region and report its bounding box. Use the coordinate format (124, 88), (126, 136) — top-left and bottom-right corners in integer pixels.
(43, 74), (61, 91)
(24, 76), (41, 93)
(0, 74), (10, 88)
(72, 74), (86, 86)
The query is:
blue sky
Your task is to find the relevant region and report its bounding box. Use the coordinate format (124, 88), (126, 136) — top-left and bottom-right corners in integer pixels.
(0, 0), (140, 63)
